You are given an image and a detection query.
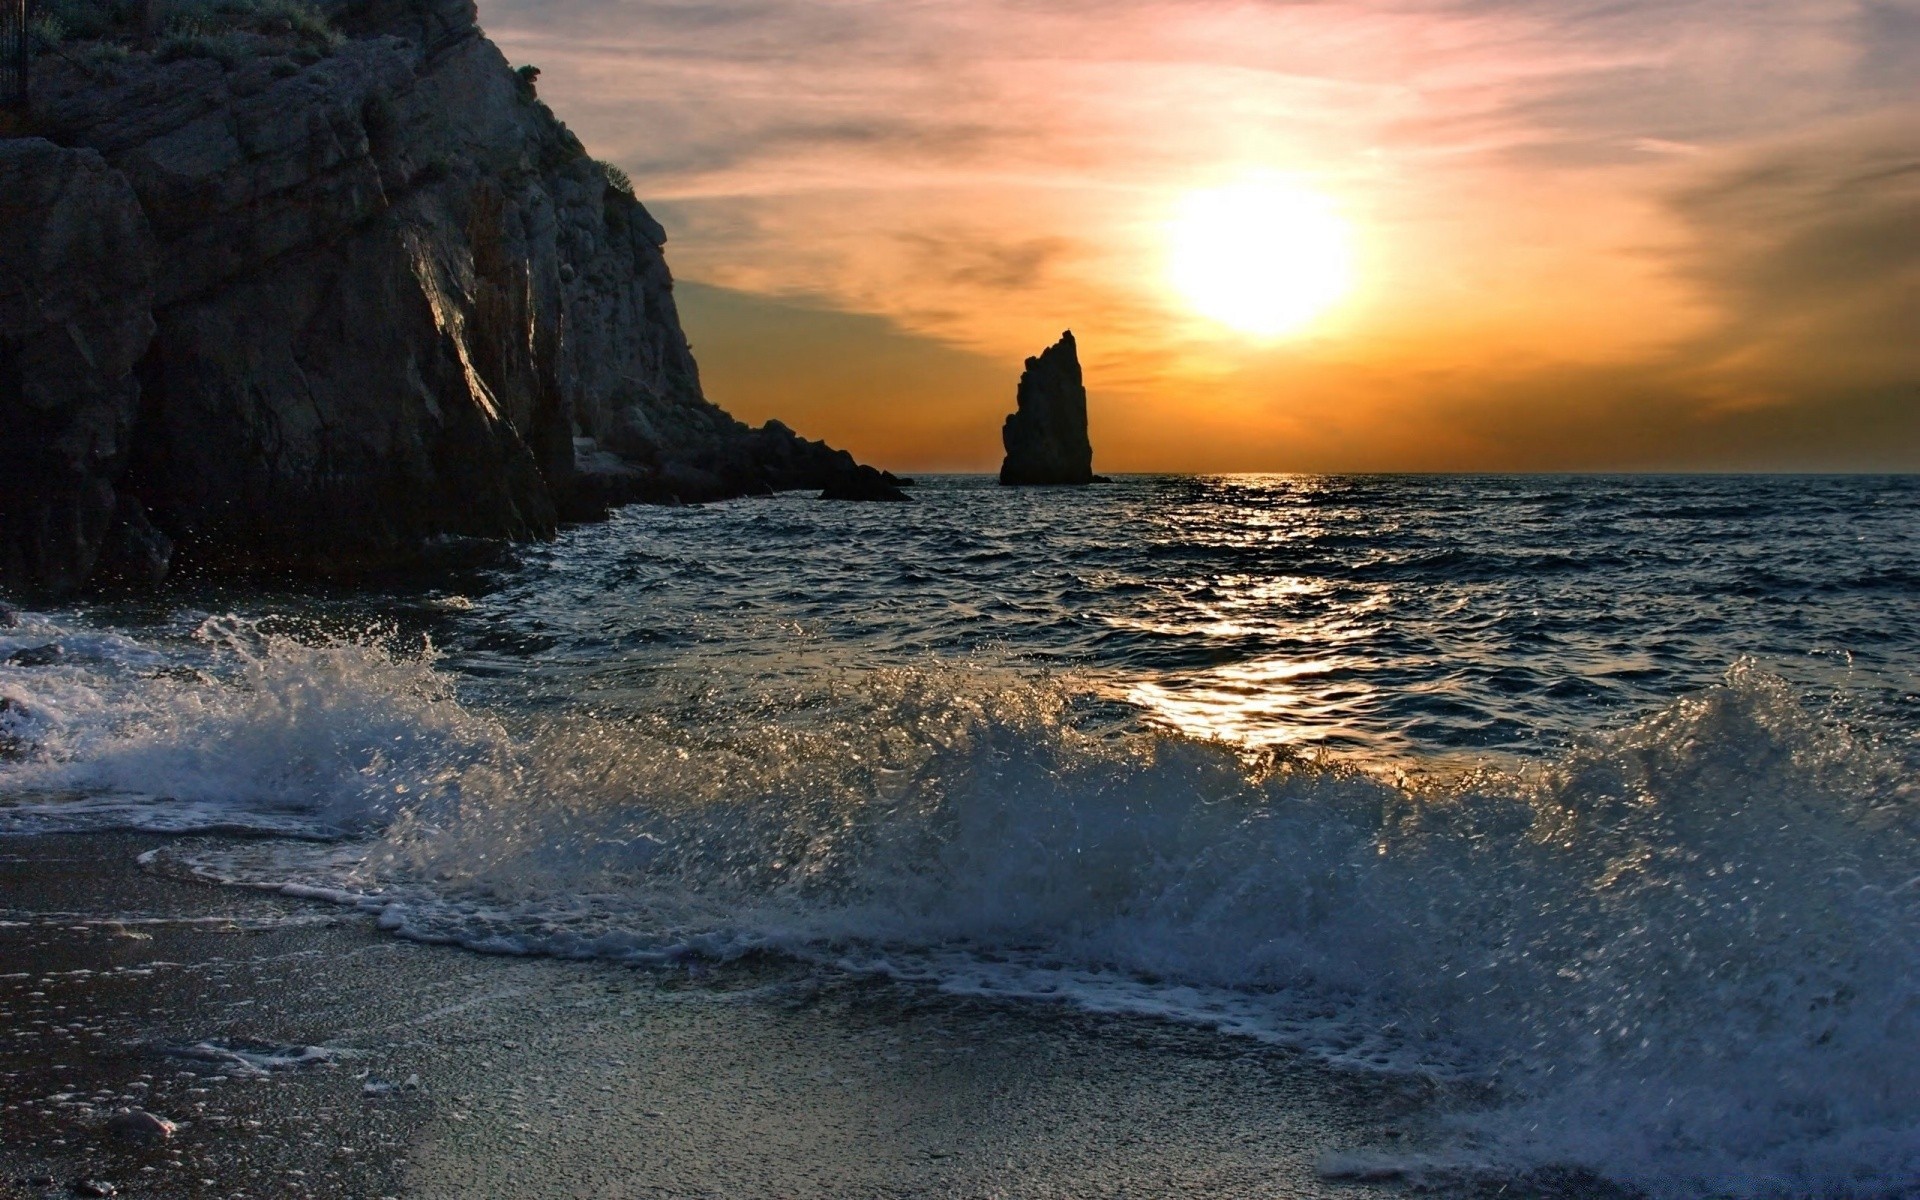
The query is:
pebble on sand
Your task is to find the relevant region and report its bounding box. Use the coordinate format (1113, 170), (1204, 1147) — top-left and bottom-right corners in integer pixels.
(106, 1108), (176, 1141)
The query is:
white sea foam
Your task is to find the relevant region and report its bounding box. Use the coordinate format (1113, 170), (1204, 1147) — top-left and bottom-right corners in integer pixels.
(4, 611), (1918, 1196)
(1, 612), (512, 835)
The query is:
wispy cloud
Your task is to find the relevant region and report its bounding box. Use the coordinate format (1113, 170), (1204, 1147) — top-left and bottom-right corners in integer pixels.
(481, 0), (1920, 470)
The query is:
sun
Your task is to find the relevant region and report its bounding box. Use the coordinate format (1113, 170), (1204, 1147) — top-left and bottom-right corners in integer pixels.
(1167, 180), (1355, 337)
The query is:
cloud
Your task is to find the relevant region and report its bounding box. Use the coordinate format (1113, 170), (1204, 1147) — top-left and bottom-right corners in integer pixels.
(895, 231), (1072, 292)
(1666, 113), (1920, 410)
(475, 0), (1920, 470)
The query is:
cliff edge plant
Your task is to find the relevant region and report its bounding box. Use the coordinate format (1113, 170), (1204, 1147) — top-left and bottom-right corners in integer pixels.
(34, 0), (124, 42)
(162, 0), (342, 62)
(28, 0), (342, 64)
(599, 161), (634, 198)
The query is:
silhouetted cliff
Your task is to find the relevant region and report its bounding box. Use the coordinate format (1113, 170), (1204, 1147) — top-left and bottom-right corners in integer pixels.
(0, 0), (899, 598)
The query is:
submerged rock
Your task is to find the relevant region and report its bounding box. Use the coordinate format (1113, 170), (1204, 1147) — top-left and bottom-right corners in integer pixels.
(0, 696), (31, 760)
(6, 643), (63, 667)
(999, 331), (1102, 486)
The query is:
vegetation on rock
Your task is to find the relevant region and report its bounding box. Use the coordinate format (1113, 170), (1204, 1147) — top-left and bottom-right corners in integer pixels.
(26, 0), (341, 66)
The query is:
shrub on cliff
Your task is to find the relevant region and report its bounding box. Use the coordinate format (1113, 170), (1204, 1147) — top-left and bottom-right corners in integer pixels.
(28, 12), (68, 50)
(38, 0), (125, 41)
(32, 0), (342, 61)
(599, 161), (635, 198)
(155, 25), (250, 65)
(166, 0), (342, 53)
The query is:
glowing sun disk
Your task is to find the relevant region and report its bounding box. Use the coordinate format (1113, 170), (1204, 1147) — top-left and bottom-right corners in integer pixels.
(1168, 181), (1355, 337)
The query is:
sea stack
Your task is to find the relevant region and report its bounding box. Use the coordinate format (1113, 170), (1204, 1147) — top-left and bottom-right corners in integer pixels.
(999, 331), (1100, 486)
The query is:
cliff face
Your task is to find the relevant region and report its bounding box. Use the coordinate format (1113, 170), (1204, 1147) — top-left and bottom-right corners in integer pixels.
(1000, 330), (1098, 486)
(0, 0), (898, 598)
(0, 139), (158, 593)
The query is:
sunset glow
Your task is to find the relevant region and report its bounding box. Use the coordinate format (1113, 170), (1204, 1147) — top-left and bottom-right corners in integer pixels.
(483, 0), (1920, 473)
(1168, 181), (1354, 338)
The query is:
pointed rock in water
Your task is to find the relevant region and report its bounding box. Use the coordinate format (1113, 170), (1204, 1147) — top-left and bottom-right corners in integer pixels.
(6, 643), (62, 667)
(999, 331), (1104, 486)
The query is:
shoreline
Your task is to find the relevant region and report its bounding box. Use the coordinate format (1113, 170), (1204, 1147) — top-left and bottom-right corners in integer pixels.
(0, 832), (1466, 1200)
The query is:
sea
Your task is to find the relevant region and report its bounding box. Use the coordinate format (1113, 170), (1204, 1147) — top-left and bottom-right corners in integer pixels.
(2, 473), (1916, 1197)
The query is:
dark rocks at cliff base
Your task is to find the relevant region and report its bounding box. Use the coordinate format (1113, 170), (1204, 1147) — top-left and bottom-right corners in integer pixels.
(999, 331), (1104, 486)
(90, 495), (173, 588)
(0, 0), (902, 597)
(564, 419), (906, 511)
(820, 465), (910, 502)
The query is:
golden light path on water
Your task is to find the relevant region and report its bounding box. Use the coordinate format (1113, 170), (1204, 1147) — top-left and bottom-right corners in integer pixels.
(1107, 560), (1393, 756)
(1078, 476), (1568, 774)
(1127, 659), (1361, 754)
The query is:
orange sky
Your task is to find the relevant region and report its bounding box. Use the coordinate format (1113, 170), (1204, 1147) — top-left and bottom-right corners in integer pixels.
(483, 0), (1919, 473)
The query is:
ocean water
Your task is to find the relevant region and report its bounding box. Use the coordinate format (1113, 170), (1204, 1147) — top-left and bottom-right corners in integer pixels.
(2, 474), (1917, 1196)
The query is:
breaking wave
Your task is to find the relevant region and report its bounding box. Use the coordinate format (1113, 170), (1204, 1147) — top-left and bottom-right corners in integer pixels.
(0, 612), (510, 835)
(3, 610), (1916, 1196)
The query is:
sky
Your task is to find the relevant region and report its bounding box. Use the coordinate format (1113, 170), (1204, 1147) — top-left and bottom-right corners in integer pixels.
(482, 0), (1920, 473)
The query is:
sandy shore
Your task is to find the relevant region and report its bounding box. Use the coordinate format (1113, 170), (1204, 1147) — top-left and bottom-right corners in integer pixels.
(0, 833), (1625, 1200)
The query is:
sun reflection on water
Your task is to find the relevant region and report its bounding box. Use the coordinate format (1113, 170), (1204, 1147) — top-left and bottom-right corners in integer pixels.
(1127, 656), (1366, 752)
(1100, 478), (1414, 757)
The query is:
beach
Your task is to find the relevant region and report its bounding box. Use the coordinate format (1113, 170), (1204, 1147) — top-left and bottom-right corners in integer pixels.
(0, 833), (1480, 1200)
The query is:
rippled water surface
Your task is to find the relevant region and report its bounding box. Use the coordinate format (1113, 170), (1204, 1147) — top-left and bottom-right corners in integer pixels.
(455, 473), (1920, 762)
(3, 474), (1917, 1198)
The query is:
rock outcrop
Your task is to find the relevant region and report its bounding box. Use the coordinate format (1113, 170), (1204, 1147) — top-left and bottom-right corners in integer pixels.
(999, 330), (1101, 486)
(0, 139), (161, 594)
(0, 0), (899, 599)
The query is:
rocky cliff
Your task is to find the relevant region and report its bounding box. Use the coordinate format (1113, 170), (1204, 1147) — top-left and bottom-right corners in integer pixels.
(999, 330), (1100, 486)
(0, 138), (159, 593)
(0, 0), (901, 599)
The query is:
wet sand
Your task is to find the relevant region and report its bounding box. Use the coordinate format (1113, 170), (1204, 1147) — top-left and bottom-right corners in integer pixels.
(0, 834), (1618, 1199)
